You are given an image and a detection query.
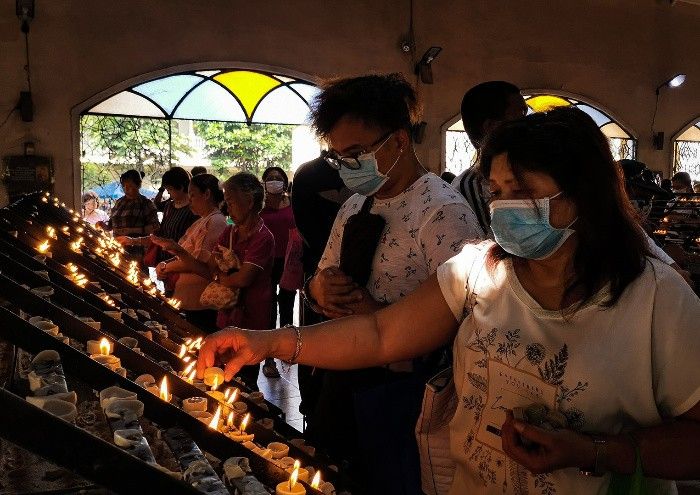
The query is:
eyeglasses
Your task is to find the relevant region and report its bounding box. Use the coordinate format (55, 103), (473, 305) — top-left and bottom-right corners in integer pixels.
(324, 130), (395, 170)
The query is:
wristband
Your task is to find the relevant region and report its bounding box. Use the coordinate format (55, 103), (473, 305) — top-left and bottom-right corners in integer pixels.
(301, 275), (323, 313)
(282, 325), (302, 365)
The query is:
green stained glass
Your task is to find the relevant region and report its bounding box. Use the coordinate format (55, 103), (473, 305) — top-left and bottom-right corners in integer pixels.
(173, 80), (246, 121)
(133, 75), (204, 114)
(214, 71), (282, 121)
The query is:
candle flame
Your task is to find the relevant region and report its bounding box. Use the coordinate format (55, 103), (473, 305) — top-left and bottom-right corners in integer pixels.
(99, 338), (110, 355)
(227, 411), (234, 427)
(178, 344), (187, 358)
(37, 240), (50, 253)
(159, 376), (170, 402)
(290, 467), (299, 489)
(183, 361), (196, 376)
(183, 356), (191, 363)
(227, 388), (238, 404)
(240, 413), (250, 432)
(187, 369), (197, 382)
(224, 388), (231, 400)
(311, 470), (321, 489)
(193, 337), (203, 349)
(46, 226), (56, 239)
(293, 460), (300, 471)
(211, 375), (220, 391)
(142, 278), (152, 287)
(61, 226), (69, 234)
(208, 405), (222, 430)
(167, 298), (181, 309)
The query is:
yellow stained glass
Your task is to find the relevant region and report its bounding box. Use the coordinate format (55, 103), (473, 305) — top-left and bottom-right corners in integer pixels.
(526, 95), (571, 113)
(214, 71), (281, 121)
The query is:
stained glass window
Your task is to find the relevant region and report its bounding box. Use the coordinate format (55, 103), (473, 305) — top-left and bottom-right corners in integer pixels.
(84, 70), (320, 125)
(674, 120), (700, 181)
(444, 93), (637, 176)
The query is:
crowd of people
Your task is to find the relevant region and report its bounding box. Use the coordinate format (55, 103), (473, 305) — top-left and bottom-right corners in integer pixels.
(80, 73), (699, 495)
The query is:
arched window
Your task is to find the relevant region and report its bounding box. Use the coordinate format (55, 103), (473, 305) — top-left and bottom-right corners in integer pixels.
(79, 68), (320, 204)
(443, 92), (636, 176)
(673, 119), (700, 182)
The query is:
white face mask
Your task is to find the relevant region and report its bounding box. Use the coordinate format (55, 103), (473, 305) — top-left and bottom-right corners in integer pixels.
(264, 180), (285, 194)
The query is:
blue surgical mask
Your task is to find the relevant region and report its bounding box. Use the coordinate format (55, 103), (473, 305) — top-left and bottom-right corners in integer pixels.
(489, 192), (576, 260)
(339, 135), (400, 196)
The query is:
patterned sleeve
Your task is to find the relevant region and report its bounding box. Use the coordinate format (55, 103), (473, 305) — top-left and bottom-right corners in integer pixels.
(144, 199), (160, 233)
(650, 262), (700, 418)
(419, 202), (486, 274)
(317, 199), (352, 272)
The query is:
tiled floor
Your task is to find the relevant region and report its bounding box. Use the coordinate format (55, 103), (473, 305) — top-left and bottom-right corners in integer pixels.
(255, 359), (304, 433)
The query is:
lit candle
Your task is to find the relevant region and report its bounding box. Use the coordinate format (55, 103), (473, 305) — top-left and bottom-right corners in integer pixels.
(36, 240), (50, 253)
(159, 376), (171, 402)
(276, 465), (306, 495)
(227, 388), (239, 404)
(178, 344), (187, 359)
(208, 405), (222, 430)
(89, 338), (121, 371)
(203, 367), (224, 387)
(310, 471), (321, 489)
(229, 413), (254, 442)
(187, 369), (197, 383)
(285, 460), (310, 483)
(182, 361), (196, 377)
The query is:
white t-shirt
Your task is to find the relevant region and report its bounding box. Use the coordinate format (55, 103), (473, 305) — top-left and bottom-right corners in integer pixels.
(437, 240), (700, 495)
(319, 173), (484, 304)
(84, 208), (109, 226)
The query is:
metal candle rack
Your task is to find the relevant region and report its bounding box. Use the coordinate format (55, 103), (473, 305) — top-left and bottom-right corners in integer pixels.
(0, 388), (201, 495)
(0, 193), (350, 492)
(0, 307), (326, 495)
(0, 200), (288, 420)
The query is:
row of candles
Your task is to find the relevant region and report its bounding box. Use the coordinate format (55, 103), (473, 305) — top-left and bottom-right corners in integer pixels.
(88, 332), (326, 494)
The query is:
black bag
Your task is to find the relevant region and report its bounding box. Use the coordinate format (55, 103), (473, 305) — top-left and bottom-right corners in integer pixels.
(339, 197), (386, 287)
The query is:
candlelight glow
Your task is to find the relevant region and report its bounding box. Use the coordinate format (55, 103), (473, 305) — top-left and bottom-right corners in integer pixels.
(311, 471), (321, 489)
(61, 226), (70, 234)
(183, 361), (196, 376)
(227, 411), (234, 427)
(99, 338), (110, 355)
(224, 388), (231, 400)
(178, 344), (187, 359)
(293, 460), (301, 472)
(211, 375), (220, 391)
(240, 413), (250, 432)
(70, 237), (84, 252)
(159, 376), (170, 402)
(208, 405), (222, 430)
(142, 278), (152, 287)
(167, 298), (182, 309)
(67, 263), (78, 273)
(46, 226), (56, 239)
(226, 388), (238, 404)
(37, 240), (50, 253)
(290, 467), (299, 489)
(183, 356), (192, 363)
(187, 369), (197, 382)
(76, 227), (84, 233)
(109, 253), (121, 267)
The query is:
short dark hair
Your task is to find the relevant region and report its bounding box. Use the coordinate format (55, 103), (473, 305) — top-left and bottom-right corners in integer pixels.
(191, 166), (207, 176)
(672, 171), (692, 187)
(161, 167), (191, 192)
(120, 169), (144, 187)
(223, 172), (265, 213)
(82, 190), (99, 203)
(262, 166), (289, 190)
(440, 171), (456, 183)
(311, 73), (422, 139)
(480, 107), (650, 310)
(190, 173), (223, 204)
(461, 81), (522, 147)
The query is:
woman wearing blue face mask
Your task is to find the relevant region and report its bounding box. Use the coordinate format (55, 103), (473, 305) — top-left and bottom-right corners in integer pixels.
(195, 106), (700, 495)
